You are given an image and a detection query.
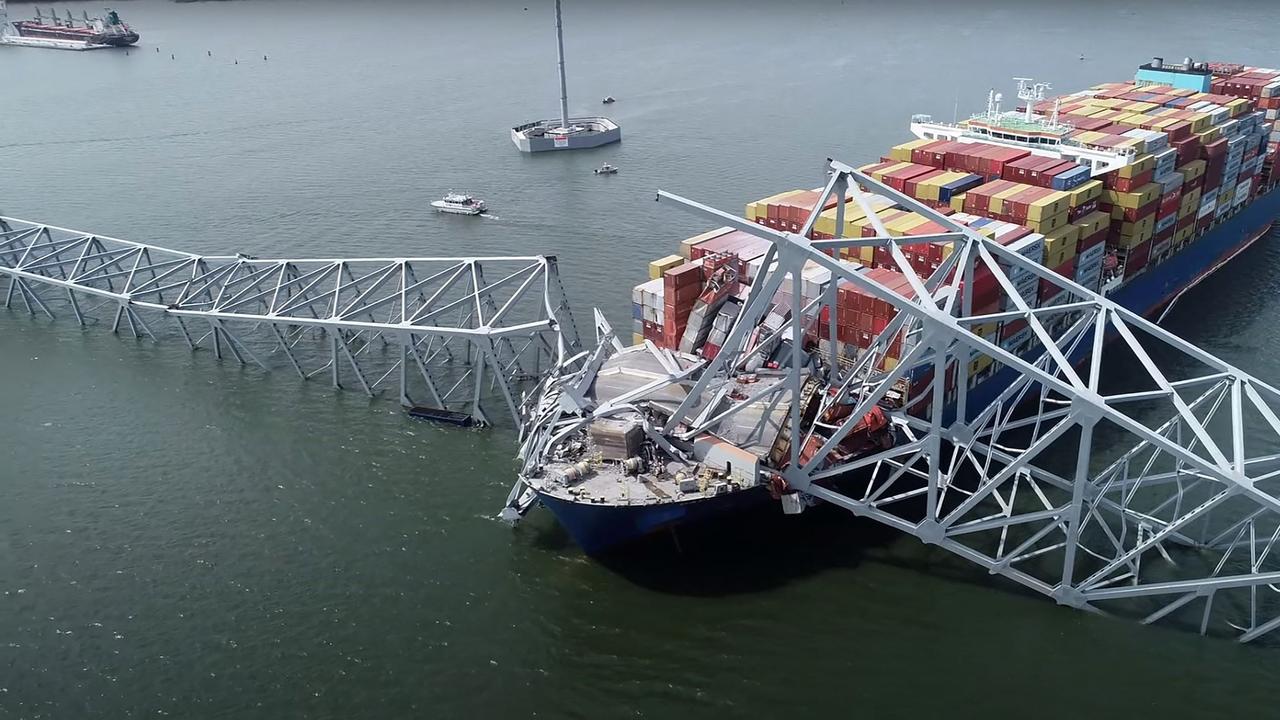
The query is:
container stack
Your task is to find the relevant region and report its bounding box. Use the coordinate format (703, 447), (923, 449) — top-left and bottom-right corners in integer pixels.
(629, 58), (1279, 394)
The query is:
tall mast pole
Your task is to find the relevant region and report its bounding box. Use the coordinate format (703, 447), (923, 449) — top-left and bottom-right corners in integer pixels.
(555, 0), (570, 129)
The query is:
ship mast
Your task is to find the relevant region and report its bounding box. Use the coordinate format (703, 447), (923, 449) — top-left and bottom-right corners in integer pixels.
(554, 0), (570, 130)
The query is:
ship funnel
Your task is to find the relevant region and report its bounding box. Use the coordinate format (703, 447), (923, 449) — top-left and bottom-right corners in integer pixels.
(1184, 56), (1193, 68)
(1152, 57), (1163, 69)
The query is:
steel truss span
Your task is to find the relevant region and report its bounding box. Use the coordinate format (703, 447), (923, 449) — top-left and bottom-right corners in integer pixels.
(0, 217), (582, 426)
(630, 160), (1280, 642)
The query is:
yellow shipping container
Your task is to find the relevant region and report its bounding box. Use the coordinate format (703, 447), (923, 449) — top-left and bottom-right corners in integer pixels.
(746, 190), (803, 222)
(1073, 130), (1107, 144)
(1116, 112), (1152, 128)
(867, 161), (915, 183)
(972, 321), (999, 338)
(1195, 126), (1221, 143)
(950, 194), (967, 212)
(917, 171), (967, 202)
(1225, 98), (1250, 117)
(884, 213), (929, 236)
(989, 184), (1030, 215)
(649, 254), (685, 279)
(1122, 101), (1159, 113)
(1027, 190), (1071, 220)
(1043, 224), (1081, 267)
(1118, 214), (1156, 239)
(1091, 98), (1123, 109)
(1179, 158), (1207, 182)
(889, 139), (932, 163)
(1116, 153), (1156, 178)
(815, 198), (878, 237)
(680, 226), (734, 259)
(633, 333), (645, 345)
(1104, 182), (1161, 209)
(1069, 180), (1104, 207)
(1178, 188), (1203, 218)
(1075, 210), (1112, 239)
(1027, 211), (1068, 234)
(1175, 224), (1196, 244)
(1116, 137), (1146, 155)
(1186, 113), (1210, 133)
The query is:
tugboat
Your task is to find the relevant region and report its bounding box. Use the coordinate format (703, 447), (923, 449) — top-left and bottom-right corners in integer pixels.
(593, 163), (618, 175)
(430, 192), (487, 216)
(2, 6), (140, 49)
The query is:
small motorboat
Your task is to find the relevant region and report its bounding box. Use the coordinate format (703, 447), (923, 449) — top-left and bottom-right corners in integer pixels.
(594, 163), (618, 175)
(431, 191), (487, 215)
(601, 96), (616, 104)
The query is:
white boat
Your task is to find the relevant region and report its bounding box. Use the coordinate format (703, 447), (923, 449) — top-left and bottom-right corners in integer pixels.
(431, 192), (487, 215)
(601, 96), (616, 104)
(593, 163), (618, 175)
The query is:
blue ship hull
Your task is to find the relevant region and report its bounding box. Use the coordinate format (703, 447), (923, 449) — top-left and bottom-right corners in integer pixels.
(537, 184), (1280, 556)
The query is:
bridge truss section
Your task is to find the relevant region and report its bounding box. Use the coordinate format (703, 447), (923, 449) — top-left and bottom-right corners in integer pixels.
(0, 217), (582, 426)
(647, 159), (1280, 643)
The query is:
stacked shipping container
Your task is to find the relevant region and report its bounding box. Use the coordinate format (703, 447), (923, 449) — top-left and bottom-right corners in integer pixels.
(631, 61), (1279, 378)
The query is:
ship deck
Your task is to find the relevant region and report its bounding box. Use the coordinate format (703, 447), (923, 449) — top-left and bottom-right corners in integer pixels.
(535, 344), (796, 506)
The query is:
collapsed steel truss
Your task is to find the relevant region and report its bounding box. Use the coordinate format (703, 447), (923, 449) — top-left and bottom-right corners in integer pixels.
(0, 217), (581, 425)
(640, 159), (1280, 642)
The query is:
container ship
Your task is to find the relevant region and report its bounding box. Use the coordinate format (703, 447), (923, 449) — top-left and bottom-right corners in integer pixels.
(511, 57), (1280, 555)
(0, 6), (139, 50)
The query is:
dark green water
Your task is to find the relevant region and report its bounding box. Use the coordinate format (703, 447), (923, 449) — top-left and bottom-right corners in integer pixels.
(3, 0), (1280, 716)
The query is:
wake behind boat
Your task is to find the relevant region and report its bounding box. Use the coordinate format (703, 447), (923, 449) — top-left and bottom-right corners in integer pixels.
(431, 192), (487, 216)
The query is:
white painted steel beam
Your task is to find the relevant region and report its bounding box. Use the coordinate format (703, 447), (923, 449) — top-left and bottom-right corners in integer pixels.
(520, 157), (1280, 643)
(0, 216), (583, 427)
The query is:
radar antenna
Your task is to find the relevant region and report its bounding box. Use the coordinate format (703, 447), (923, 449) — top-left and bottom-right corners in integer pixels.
(1015, 77), (1053, 123)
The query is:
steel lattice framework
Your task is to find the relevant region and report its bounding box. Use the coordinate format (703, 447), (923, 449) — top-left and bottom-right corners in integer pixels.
(632, 159), (1280, 642)
(0, 217), (582, 426)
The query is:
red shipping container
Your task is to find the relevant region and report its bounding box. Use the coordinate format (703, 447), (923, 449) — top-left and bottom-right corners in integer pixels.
(903, 168), (950, 199)
(1158, 192), (1181, 217)
(1079, 226), (1109, 252)
(911, 140), (956, 168)
(1039, 257), (1076, 298)
(1105, 170), (1155, 192)
(1069, 200), (1099, 221)
(882, 163), (937, 193)
(1037, 160), (1080, 189)
(1126, 240), (1153, 274)
(1063, 115), (1112, 131)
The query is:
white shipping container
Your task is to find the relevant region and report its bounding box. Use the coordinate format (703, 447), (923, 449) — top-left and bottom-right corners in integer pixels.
(1077, 242), (1106, 267)
(1000, 327), (1033, 353)
(1197, 197), (1217, 218)
(1155, 170), (1184, 193)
